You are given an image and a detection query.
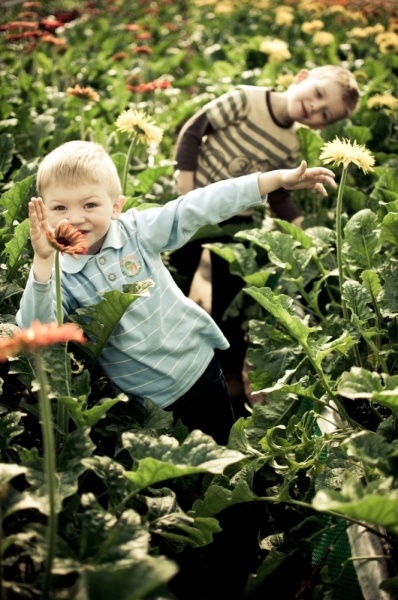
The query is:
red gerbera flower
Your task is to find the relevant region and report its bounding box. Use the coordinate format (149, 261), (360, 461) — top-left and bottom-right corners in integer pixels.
(46, 222), (88, 256)
(0, 321), (87, 362)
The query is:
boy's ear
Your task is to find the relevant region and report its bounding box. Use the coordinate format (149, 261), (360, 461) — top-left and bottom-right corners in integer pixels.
(112, 195), (126, 219)
(295, 69), (310, 83)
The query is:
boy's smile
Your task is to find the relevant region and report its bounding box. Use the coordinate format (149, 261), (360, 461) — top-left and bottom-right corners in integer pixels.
(43, 183), (124, 254)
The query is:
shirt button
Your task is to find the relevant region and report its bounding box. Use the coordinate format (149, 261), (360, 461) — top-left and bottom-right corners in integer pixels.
(98, 256), (106, 265)
(108, 273), (116, 281)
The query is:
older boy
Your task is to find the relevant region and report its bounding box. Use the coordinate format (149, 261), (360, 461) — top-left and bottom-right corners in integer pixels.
(17, 140), (337, 444)
(171, 65), (359, 400)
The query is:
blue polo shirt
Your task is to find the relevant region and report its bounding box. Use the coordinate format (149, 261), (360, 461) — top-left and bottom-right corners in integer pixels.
(17, 173), (264, 407)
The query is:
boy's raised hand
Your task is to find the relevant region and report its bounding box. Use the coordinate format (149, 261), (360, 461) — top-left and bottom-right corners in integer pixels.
(29, 197), (55, 261)
(281, 160), (337, 196)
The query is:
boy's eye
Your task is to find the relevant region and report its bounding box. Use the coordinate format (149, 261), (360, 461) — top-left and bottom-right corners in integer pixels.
(84, 202), (97, 209)
(54, 205), (66, 211)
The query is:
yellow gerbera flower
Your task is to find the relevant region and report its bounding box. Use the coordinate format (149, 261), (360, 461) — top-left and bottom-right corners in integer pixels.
(319, 137), (375, 174)
(259, 38), (291, 62)
(115, 108), (163, 145)
(301, 20), (324, 35)
(367, 92), (398, 110)
(312, 31), (335, 46)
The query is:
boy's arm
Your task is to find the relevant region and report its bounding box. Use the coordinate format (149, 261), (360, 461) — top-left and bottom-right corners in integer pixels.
(268, 188), (302, 223)
(174, 112), (213, 194)
(16, 197), (57, 328)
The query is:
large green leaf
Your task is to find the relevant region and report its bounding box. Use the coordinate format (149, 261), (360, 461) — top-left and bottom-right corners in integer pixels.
(4, 219), (30, 270)
(342, 279), (374, 322)
(17, 428), (95, 515)
(0, 175), (35, 225)
(122, 429), (245, 492)
(70, 283), (153, 366)
(313, 480), (398, 536)
(338, 368), (398, 415)
(343, 209), (381, 271)
(82, 557), (178, 600)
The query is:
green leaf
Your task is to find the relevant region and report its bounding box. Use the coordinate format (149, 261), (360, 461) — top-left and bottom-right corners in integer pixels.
(297, 127), (324, 165)
(70, 284), (153, 366)
(361, 269), (382, 299)
(194, 479), (265, 518)
(0, 175), (36, 225)
(0, 462), (27, 486)
(379, 262), (398, 318)
(345, 430), (391, 472)
(20, 428), (95, 515)
(0, 132), (14, 180)
(338, 369), (398, 415)
(82, 556), (178, 600)
(204, 242), (258, 278)
(123, 430), (245, 492)
(313, 481), (398, 536)
(244, 287), (319, 347)
(0, 410), (25, 457)
(343, 209), (381, 271)
(4, 219), (30, 269)
(338, 367), (383, 399)
(380, 211), (398, 246)
(342, 279), (374, 322)
(371, 167), (398, 204)
(82, 456), (131, 509)
(150, 512), (221, 547)
(58, 393), (127, 428)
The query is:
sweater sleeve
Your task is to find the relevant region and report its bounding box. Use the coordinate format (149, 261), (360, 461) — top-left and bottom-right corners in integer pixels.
(174, 112), (213, 171)
(16, 271), (57, 328)
(268, 188), (302, 222)
(134, 173), (263, 253)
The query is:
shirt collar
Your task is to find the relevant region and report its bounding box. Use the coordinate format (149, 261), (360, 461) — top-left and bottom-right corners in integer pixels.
(60, 219), (127, 274)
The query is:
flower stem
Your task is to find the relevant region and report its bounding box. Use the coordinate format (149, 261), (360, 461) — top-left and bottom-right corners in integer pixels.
(335, 167), (349, 321)
(80, 103), (86, 140)
(121, 134), (138, 195)
(335, 167), (362, 367)
(34, 352), (57, 600)
(55, 252), (63, 327)
(55, 252), (69, 452)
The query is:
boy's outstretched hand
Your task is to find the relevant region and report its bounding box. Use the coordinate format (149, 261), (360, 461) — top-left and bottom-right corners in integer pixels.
(280, 160), (337, 196)
(258, 160), (337, 198)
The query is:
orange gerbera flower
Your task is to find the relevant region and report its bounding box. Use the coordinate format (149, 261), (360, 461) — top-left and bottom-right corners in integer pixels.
(66, 84), (100, 103)
(46, 222), (88, 256)
(0, 321), (86, 362)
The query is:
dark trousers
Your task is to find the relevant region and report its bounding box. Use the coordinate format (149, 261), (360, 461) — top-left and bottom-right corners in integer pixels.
(166, 354), (235, 445)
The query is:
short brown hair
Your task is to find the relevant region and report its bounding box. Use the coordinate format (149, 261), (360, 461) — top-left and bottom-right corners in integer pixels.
(37, 140), (122, 200)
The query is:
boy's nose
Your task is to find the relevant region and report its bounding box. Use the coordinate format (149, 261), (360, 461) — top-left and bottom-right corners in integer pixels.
(68, 212), (85, 225)
(310, 99), (324, 114)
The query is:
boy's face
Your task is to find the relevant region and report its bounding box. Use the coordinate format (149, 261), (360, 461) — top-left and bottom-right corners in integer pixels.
(43, 183), (125, 254)
(286, 70), (347, 129)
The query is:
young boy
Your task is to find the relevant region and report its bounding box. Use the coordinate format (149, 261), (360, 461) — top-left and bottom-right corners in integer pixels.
(16, 140), (337, 444)
(170, 64), (360, 400)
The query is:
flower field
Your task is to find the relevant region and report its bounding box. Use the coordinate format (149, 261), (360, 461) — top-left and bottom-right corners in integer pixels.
(1, 0), (398, 598)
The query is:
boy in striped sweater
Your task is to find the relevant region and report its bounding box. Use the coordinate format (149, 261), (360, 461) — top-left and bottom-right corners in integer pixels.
(171, 65), (359, 405)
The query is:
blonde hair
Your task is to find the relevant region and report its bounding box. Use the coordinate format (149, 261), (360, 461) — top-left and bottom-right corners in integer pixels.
(37, 140), (122, 200)
(308, 65), (360, 119)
